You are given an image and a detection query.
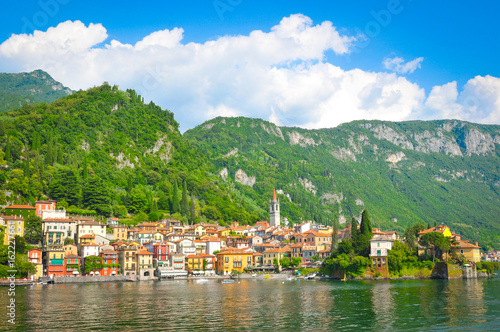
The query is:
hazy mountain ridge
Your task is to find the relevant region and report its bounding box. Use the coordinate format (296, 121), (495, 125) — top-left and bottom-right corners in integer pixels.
(185, 117), (500, 249)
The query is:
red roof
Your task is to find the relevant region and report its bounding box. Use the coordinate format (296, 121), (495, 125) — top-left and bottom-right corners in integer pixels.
(6, 204), (36, 209)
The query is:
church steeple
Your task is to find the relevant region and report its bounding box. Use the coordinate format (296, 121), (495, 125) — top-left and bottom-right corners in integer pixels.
(269, 188), (280, 227)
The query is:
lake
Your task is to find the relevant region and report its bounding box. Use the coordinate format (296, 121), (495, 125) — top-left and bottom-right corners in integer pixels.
(1, 275), (499, 331)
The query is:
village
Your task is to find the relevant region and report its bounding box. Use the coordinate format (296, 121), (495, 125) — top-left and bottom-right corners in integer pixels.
(0, 189), (495, 283)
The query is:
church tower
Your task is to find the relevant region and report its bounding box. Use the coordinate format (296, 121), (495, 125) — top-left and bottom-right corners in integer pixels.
(269, 188), (280, 227)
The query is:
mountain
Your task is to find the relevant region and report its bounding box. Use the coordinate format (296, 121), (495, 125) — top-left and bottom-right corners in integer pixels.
(0, 84), (263, 226)
(184, 117), (500, 249)
(0, 69), (74, 113)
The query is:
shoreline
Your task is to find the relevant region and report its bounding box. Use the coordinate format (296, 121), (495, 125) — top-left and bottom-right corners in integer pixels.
(2, 271), (492, 286)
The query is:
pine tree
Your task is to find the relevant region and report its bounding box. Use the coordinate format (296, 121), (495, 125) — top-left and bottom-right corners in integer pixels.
(181, 179), (189, 217)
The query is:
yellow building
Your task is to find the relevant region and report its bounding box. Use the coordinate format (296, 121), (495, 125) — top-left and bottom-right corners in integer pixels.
(136, 251), (154, 270)
(417, 225), (453, 257)
(451, 240), (481, 263)
(113, 226), (128, 241)
(216, 249), (253, 275)
(0, 215), (25, 245)
(185, 254), (215, 272)
(118, 247), (137, 276)
(262, 247), (290, 266)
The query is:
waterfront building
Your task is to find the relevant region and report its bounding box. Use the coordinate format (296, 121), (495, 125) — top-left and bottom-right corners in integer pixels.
(0, 215), (25, 245)
(370, 234), (395, 273)
(45, 248), (65, 277)
(262, 247), (290, 266)
(99, 249), (119, 276)
(216, 248), (253, 275)
(63, 243), (78, 256)
(185, 254), (216, 275)
(118, 246), (138, 276)
(269, 189), (280, 227)
(64, 254), (82, 276)
(106, 217), (120, 226)
(27, 248), (44, 279)
(451, 240), (481, 263)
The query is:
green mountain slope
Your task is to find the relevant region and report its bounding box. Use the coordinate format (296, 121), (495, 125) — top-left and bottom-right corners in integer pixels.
(185, 117), (500, 249)
(0, 69), (73, 113)
(0, 85), (263, 225)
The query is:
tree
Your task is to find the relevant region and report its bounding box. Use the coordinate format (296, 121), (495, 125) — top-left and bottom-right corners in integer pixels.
(357, 209), (373, 257)
(419, 232), (454, 262)
(64, 238), (75, 245)
(331, 218), (339, 255)
(280, 257), (291, 269)
(189, 194), (196, 225)
(273, 258), (279, 267)
(48, 167), (81, 206)
(82, 176), (111, 216)
(181, 180), (189, 217)
(311, 255), (322, 262)
(24, 215), (43, 244)
(113, 205), (128, 218)
(127, 188), (147, 214)
(291, 257), (302, 268)
(172, 179), (180, 213)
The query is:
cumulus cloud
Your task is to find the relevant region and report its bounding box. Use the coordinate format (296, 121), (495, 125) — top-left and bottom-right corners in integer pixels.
(383, 56), (424, 74)
(0, 15), (498, 131)
(424, 76), (500, 124)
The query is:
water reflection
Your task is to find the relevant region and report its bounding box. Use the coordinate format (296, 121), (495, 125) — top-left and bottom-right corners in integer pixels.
(0, 276), (498, 331)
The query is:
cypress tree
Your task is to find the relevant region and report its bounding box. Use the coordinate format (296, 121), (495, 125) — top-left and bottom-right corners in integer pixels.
(351, 217), (359, 246)
(46, 133), (53, 165)
(0, 121), (4, 136)
(331, 218), (339, 256)
(190, 194), (196, 225)
(172, 179), (180, 213)
(181, 179), (189, 217)
(83, 155), (88, 180)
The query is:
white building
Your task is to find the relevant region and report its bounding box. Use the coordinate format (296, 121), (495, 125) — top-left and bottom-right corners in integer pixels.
(81, 244), (99, 258)
(77, 220), (106, 240)
(42, 218), (76, 242)
(205, 238), (222, 256)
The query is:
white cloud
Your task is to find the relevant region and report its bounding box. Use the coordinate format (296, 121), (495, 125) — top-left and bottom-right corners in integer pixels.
(0, 16), (498, 131)
(424, 76), (500, 124)
(383, 56), (424, 74)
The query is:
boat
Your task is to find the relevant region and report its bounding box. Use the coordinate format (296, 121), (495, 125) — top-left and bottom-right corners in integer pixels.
(196, 278), (209, 283)
(252, 274), (257, 277)
(304, 273), (317, 280)
(286, 276), (295, 281)
(264, 275), (273, 279)
(221, 279), (235, 284)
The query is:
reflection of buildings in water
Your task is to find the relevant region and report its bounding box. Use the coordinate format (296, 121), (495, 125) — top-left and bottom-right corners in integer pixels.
(218, 280), (253, 329)
(370, 282), (394, 329)
(443, 278), (486, 326)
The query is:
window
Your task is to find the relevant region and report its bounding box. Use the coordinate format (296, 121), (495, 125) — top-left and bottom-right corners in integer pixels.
(377, 242), (380, 247)
(377, 250), (381, 256)
(460, 249), (464, 254)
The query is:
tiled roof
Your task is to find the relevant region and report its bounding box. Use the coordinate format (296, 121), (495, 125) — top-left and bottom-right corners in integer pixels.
(6, 204), (36, 209)
(418, 225), (448, 235)
(0, 215), (24, 220)
(43, 218), (74, 223)
(453, 240), (481, 249)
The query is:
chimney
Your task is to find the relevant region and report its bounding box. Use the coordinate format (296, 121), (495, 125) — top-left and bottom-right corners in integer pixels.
(476, 242), (478, 246)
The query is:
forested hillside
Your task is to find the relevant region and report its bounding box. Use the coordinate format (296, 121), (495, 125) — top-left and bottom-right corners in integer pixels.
(0, 84), (263, 225)
(185, 117), (500, 249)
(0, 70), (73, 113)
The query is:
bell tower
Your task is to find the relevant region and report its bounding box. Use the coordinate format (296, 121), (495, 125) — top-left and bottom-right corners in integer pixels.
(269, 188), (280, 227)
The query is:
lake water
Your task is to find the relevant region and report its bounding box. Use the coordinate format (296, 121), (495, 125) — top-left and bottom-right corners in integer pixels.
(1, 275), (499, 331)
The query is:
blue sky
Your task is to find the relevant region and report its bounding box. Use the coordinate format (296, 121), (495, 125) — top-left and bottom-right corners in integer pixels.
(1, 0), (499, 131)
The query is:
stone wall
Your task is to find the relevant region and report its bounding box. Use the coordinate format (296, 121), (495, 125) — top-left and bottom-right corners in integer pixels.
(53, 275), (127, 284)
